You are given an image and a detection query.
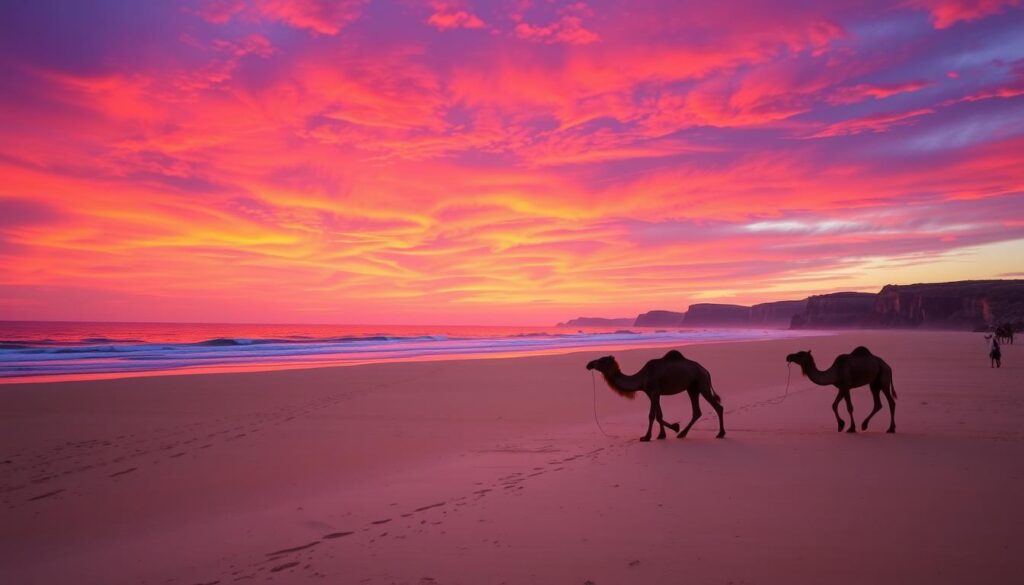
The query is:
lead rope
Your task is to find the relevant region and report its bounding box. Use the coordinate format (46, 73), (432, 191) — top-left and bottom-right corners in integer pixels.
(590, 371), (615, 438)
(764, 363), (793, 406)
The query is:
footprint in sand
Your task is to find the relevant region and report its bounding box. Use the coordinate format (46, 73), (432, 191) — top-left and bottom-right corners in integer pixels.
(27, 488), (65, 502)
(270, 561), (300, 572)
(266, 541), (320, 556)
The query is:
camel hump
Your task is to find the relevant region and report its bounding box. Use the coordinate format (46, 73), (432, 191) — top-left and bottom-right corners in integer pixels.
(851, 346), (872, 356)
(663, 350), (685, 360)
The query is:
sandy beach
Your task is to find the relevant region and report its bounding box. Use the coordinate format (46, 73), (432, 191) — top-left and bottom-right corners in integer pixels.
(1, 330), (1021, 585)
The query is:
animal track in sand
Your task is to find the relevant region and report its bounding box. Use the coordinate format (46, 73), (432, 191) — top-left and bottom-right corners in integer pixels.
(186, 440), (610, 584)
(27, 488), (65, 501)
(270, 561), (300, 572)
(1, 393), (356, 510)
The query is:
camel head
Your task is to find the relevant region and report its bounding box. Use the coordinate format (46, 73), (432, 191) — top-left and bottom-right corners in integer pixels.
(586, 355), (620, 375)
(586, 355), (636, 400)
(786, 350), (814, 373)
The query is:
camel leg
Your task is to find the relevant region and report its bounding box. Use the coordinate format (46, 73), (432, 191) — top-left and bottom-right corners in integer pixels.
(883, 387), (896, 433)
(842, 389), (856, 433)
(831, 392), (845, 432)
(861, 387), (883, 431)
(655, 403), (679, 438)
(677, 391), (702, 438)
(706, 389), (726, 439)
(653, 396), (672, 440)
(640, 397), (655, 442)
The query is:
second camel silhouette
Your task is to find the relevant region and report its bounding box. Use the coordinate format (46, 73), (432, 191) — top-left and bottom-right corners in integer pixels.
(786, 346), (897, 433)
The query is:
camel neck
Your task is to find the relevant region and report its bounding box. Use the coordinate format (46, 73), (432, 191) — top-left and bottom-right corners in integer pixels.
(603, 369), (643, 393)
(801, 359), (836, 386)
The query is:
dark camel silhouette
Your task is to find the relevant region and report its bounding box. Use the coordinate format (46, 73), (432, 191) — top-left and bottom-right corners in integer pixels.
(785, 347), (897, 433)
(586, 350), (725, 441)
(994, 324), (1014, 345)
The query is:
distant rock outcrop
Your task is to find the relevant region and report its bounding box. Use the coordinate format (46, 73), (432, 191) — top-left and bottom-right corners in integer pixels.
(682, 303), (751, 326)
(556, 317), (636, 327)
(634, 310), (687, 327)
(789, 280), (1024, 329)
(559, 280), (1024, 332)
(790, 292), (876, 328)
(750, 299), (808, 327)
(872, 280), (1024, 329)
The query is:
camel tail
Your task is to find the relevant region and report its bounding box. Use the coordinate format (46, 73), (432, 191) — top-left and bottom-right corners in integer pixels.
(710, 381), (723, 405)
(886, 363), (897, 400)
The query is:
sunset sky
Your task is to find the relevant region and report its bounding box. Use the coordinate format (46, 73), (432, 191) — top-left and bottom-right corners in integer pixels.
(1, 0), (1022, 325)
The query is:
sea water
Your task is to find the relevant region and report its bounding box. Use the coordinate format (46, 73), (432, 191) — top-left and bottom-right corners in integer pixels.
(0, 321), (813, 382)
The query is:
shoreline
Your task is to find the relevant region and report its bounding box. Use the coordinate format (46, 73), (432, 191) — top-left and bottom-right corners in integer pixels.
(2, 330), (1020, 584)
(0, 327), (822, 385)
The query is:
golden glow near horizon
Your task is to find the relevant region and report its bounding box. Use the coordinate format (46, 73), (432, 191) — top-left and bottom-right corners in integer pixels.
(1, 1), (1023, 325)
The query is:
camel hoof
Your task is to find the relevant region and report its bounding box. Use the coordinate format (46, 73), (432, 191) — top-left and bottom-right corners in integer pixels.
(837, 420), (845, 432)
(639, 436), (651, 442)
(846, 426), (857, 434)
(716, 431), (726, 439)
(666, 422), (680, 433)
(887, 427), (896, 434)
(676, 431), (688, 439)
(656, 433), (667, 440)
(861, 421), (869, 431)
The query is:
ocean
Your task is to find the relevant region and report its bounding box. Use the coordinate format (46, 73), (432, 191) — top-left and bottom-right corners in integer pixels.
(0, 321), (812, 383)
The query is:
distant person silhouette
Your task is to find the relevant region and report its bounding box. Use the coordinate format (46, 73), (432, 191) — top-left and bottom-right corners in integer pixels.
(989, 335), (1002, 368)
(983, 336), (999, 368)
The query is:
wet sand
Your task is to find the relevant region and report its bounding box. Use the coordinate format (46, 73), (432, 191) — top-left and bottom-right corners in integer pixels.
(1, 330), (1021, 584)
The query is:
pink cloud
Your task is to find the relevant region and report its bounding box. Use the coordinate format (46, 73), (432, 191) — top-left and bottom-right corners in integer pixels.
(193, 0), (368, 34)
(911, 0), (1021, 28)
(513, 2), (599, 44)
(427, 1), (486, 30)
(946, 61), (1024, 103)
(256, 0), (368, 34)
(827, 80), (932, 104)
(809, 108), (936, 137)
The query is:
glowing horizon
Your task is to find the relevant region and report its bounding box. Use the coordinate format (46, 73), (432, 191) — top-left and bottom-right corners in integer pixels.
(1, 0), (1022, 326)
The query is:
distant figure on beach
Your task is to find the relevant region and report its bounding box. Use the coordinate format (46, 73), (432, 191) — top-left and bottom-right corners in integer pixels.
(586, 350), (725, 441)
(987, 335), (1002, 368)
(786, 346), (897, 433)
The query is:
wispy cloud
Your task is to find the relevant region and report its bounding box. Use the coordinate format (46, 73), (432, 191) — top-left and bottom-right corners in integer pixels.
(0, 0), (1021, 323)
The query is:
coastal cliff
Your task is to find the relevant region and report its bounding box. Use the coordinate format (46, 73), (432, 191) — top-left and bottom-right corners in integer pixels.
(634, 310), (687, 327)
(682, 303), (751, 326)
(556, 317), (635, 327)
(750, 299), (808, 327)
(790, 292), (876, 328)
(556, 280), (1024, 330)
(871, 280), (1024, 328)
(790, 280), (1024, 329)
